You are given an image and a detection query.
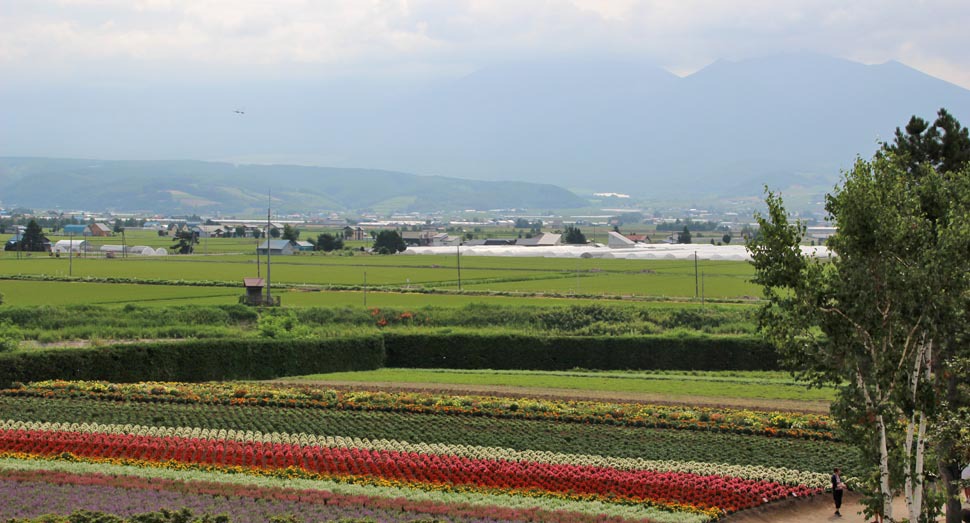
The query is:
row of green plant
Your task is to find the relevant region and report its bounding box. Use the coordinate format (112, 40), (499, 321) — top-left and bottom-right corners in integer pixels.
(0, 394), (861, 473)
(0, 337), (383, 387)
(0, 303), (757, 343)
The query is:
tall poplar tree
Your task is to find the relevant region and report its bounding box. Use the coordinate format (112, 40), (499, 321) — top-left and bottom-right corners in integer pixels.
(749, 154), (970, 522)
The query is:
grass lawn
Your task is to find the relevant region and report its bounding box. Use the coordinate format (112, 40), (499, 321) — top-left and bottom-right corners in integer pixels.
(291, 368), (835, 402)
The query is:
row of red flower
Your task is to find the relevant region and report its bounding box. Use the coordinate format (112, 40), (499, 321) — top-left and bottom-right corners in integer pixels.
(0, 428), (816, 513)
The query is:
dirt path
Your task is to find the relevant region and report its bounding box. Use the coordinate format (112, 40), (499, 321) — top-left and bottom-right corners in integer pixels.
(725, 493), (928, 523)
(276, 379), (830, 413)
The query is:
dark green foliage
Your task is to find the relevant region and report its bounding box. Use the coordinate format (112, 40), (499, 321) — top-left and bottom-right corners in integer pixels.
(562, 225), (587, 244)
(884, 108), (970, 175)
(678, 226), (692, 244)
(171, 231), (198, 254)
(383, 332), (777, 371)
(21, 219), (49, 252)
(314, 233), (343, 251)
(0, 336), (383, 387)
(281, 224), (300, 241)
(372, 230), (406, 254)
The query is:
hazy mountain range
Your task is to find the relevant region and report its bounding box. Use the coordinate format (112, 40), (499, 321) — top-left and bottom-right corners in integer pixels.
(2, 53), (969, 208)
(0, 158), (586, 214)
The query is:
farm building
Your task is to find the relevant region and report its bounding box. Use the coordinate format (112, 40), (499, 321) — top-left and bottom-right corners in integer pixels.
(463, 238), (515, 246)
(98, 245), (163, 256)
(62, 224), (88, 236)
(343, 226), (366, 241)
(295, 241), (314, 252)
(88, 223), (112, 236)
(53, 239), (89, 253)
(193, 225), (226, 238)
(129, 246), (162, 256)
(257, 240), (297, 256)
(516, 233), (562, 247)
(607, 231), (636, 248)
(402, 232), (453, 247)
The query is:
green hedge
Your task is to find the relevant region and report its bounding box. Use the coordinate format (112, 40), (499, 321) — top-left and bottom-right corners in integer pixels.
(383, 332), (778, 371)
(0, 336), (384, 387)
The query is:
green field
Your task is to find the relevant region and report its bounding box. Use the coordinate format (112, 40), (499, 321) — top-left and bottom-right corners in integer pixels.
(0, 240), (762, 303)
(0, 278), (759, 309)
(0, 280), (242, 306)
(292, 368), (835, 402)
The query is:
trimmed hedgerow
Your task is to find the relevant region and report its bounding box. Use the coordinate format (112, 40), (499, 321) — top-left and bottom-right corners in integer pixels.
(0, 336), (383, 387)
(382, 332), (777, 371)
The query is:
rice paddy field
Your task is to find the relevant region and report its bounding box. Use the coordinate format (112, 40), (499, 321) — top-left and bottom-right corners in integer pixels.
(0, 236), (760, 306)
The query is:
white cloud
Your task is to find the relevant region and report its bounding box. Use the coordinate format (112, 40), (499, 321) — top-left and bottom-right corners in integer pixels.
(0, 0), (968, 88)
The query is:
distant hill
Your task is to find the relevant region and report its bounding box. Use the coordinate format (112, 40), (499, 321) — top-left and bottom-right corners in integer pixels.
(0, 158), (587, 214)
(2, 54), (969, 199)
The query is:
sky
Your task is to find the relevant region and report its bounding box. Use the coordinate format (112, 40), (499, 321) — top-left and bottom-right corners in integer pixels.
(2, 0), (970, 88)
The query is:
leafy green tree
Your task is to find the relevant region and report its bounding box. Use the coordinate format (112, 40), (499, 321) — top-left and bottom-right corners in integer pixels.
(885, 108), (970, 176)
(372, 230), (406, 254)
(281, 224), (300, 241)
(315, 233), (344, 252)
(721, 233), (732, 244)
(563, 225), (587, 244)
(677, 226), (691, 244)
(748, 154), (970, 522)
(234, 225), (246, 238)
(884, 108), (970, 522)
(21, 219), (48, 252)
(171, 230), (198, 255)
(269, 227), (280, 238)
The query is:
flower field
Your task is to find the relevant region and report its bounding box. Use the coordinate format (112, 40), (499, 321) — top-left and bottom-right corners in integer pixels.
(0, 381), (859, 522)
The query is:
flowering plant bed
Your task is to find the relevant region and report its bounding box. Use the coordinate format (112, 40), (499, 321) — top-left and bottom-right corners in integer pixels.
(0, 381), (853, 522)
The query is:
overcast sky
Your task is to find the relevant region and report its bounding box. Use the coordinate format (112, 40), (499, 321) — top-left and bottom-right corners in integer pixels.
(2, 0), (969, 88)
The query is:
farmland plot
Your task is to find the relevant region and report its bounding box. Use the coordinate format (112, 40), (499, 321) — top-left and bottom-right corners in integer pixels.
(0, 381), (858, 522)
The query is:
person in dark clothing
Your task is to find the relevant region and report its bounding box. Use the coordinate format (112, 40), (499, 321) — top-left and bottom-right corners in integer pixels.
(832, 467), (846, 517)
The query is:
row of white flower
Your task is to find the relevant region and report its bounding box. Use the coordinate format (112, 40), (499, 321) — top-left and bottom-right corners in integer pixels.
(0, 419), (829, 488)
(0, 457), (712, 523)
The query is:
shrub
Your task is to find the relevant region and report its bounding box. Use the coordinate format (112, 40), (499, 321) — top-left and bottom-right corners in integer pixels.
(0, 320), (22, 352)
(383, 332), (778, 371)
(0, 336), (384, 387)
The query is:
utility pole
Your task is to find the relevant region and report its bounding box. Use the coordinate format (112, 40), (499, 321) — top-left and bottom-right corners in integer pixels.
(68, 231), (73, 276)
(363, 271), (367, 307)
(256, 229), (261, 279)
(456, 243), (462, 291)
(265, 190), (272, 305)
(694, 251), (699, 298)
(701, 272), (705, 305)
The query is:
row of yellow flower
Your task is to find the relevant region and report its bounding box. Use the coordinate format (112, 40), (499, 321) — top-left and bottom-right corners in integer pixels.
(4, 380), (836, 440)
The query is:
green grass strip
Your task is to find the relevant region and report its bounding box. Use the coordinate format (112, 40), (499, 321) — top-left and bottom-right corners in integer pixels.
(294, 368), (835, 402)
